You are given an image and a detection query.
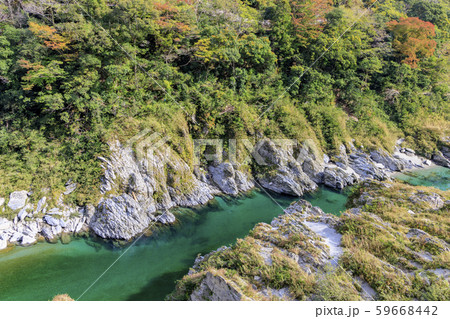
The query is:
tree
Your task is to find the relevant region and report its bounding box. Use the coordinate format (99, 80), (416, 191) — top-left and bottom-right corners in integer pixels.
(290, 0), (332, 45)
(387, 17), (436, 68)
(28, 21), (69, 50)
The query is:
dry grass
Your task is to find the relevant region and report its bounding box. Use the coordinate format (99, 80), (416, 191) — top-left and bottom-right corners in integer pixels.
(52, 294), (74, 301)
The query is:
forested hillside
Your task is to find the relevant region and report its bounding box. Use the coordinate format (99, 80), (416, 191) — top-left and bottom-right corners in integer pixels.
(0, 0), (449, 205)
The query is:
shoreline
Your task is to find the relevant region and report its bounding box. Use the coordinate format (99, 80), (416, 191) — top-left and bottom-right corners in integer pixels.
(3, 164), (448, 254)
(0, 167), (448, 301)
(389, 163), (441, 177)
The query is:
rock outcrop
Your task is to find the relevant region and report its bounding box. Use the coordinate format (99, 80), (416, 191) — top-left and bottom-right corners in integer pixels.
(432, 151), (450, 168)
(0, 136), (444, 246)
(255, 140), (317, 196)
(0, 194), (90, 250)
(170, 181), (450, 301)
(190, 271), (244, 301)
(171, 200), (346, 301)
(7, 190), (28, 211)
(90, 194), (153, 240)
(208, 162), (254, 195)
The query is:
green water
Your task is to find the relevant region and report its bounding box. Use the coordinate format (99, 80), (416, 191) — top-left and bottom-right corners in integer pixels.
(0, 187), (348, 301)
(2, 164), (446, 301)
(394, 166), (450, 191)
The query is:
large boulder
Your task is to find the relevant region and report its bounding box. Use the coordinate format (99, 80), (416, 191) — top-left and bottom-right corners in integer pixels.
(0, 218), (12, 231)
(370, 149), (405, 171)
(208, 163), (254, 195)
(7, 190), (28, 211)
(157, 211), (176, 225)
(322, 165), (359, 189)
(43, 215), (60, 227)
(41, 227), (55, 242)
(90, 194), (155, 240)
(255, 140), (317, 196)
(18, 208), (29, 221)
(21, 235), (36, 246)
(432, 151), (450, 168)
(208, 162), (239, 195)
(191, 272), (243, 301)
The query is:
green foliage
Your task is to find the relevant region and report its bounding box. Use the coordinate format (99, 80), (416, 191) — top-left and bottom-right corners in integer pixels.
(0, 0), (449, 204)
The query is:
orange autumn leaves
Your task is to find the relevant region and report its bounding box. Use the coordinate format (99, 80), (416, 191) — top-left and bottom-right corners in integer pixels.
(29, 21), (69, 51)
(290, 0), (332, 44)
(154, 1), (191, 34)
(18, 22), (69, 90)
(387, 17), (436, 68)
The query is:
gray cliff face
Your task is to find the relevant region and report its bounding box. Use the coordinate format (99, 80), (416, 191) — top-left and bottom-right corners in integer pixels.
(91, 141), (216, 239)
(90, 194), (152, 240)
(91, 141), (254, 239)
(0, 136), (444, 245)
(190, 272), (243, 301)
(208, 162), (254, 195)
(255, 139), (318, 196)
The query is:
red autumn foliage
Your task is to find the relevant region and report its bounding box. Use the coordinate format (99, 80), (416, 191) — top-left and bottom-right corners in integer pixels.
(387, 17), (436, 68)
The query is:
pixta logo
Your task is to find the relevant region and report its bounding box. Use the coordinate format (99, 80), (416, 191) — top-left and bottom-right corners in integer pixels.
(126, 129), (170, 162)
(127, 129), (319, 168)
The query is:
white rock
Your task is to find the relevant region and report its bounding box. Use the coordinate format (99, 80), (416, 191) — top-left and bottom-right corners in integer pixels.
(0, 198), (5, 206)
(54, 225), (62, 234)
(21, 235), (36, 246)
(0, 239), (7, 250)
(44, 215), (60, 226)
(7, 190), (28, 211)
(41, 227), (54, 241)
(157, 211), (176, 224)
(9, 232), (22, 243)
(74, 221), (83, 233)
(0, 218), (12, 231)
(18, 208), (28, 221)
(47, 208), (62, 215)
(35, 196), (46, 213)
(63, 183), (77, 195)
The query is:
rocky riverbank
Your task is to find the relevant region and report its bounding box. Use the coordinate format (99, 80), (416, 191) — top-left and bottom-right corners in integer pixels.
(169, 180), (449, 301)
(0, 137), (448, 250)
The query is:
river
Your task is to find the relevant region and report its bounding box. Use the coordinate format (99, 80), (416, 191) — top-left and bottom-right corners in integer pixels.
(0, 166), (448, 301)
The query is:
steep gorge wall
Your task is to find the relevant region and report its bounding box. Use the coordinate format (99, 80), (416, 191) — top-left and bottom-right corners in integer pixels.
(0, 136), (447, 248)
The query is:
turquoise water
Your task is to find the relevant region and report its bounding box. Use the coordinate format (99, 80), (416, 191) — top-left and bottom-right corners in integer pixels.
(0, 187), (347, 301)
(1, 165), (446, 301)
(394, 166), (450, 191)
